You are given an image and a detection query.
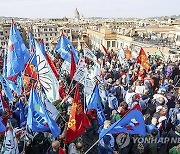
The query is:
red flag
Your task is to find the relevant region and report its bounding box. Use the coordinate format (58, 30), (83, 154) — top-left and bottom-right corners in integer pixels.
(125, 49), (132, 60)
(65, 84), (90, 144)
(46, 53), (59, 79)
(70, 50), (76, 80)
(24, 63), (38, 80)
(136, 48), (150, 71)
(59, 147), (66, 154)
(101, 44), (109, 54)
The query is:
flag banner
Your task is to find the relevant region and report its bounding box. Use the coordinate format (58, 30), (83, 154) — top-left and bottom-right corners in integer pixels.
(84, 47), (97, 62)
(153, 50), (165, 61)
(73, 59), (86, 84)
(0, 117), (6, 133)
(1, 121), (19, 154)
(74, 60), (106, 102)
(24, 62), (38, 79)
(70, 51), (76, 80)
(29, 33), (36, 54)
(19, 100), (26, 127)
(65, 84), (90, 143)
(0, 98), (5, 114)
(39, 39), (46, 56)
(136, 48), (150, 71)
(55, 34), (79, 63)
(99, 108), (146, 139)
(77, 38), (81, 51)
(3, 57), (22, 95)
(6, 21), (30, 81)
(28, 33), (38, 68)
(87, 85), (106, 125)
(0, 75), (14, 101)
(101, 44), (109, 54)
(35, 41), (59, 102)
(61, 61), (71, 74)
(125, 49), (132, 60)
(27, 89), (61, 138)
(44, 99), (59, 121)
(117, 48), (129, 69)
(7, 76), (22, 95)
(46, 53), (59, 79)
(0, 93), (11, 115)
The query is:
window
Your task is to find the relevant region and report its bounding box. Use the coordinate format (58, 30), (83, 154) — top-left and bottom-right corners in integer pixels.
(177, 35), (180, 41)
(50, 33), (52, 36)
(117, 42), (119, 48)
(46, 38), (48, 41)
(44, 28), (47, 31)
(107, 41), (110, 48)
(112, 41), (116, 47)
(55, 33), (57, 36)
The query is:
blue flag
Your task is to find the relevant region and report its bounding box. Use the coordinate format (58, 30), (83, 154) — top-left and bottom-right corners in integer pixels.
(0, 99), (4, 114)
(19, 100), (26, 127)
(27, 89), (61, 138)
(6, 21), (30, 81)
(87, 85), (106, 125)
(55, 34), (79, 63)
(99, 109), (146, 139)
(0, 117), (6, 133)
(3, 57), (21, 95)
(0, 76), (14, 101)
(28, 33), (38, 68)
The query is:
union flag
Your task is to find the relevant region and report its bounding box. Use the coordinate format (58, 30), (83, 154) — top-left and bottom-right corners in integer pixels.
(136, 48), (150, 71)
(65, 84), (90, 144)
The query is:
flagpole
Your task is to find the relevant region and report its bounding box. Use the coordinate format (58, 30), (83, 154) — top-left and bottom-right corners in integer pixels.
(84, 139), (100, 154)
(84, 104), (142, 153)
(83, 44), (86, 113)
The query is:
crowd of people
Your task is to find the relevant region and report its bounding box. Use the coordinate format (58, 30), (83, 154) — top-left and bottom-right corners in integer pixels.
(0, 46), (180, 154)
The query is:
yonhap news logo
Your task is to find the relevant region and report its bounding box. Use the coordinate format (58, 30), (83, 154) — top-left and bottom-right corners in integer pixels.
(116, 134), (180, 148)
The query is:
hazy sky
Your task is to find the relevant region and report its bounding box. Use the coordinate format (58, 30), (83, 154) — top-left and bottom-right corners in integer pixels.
(0, 0), (180, 18)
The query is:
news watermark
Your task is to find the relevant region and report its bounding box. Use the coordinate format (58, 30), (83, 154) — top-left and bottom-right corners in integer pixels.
(116, 134), (180, 148)
(132, 137), (180, 144)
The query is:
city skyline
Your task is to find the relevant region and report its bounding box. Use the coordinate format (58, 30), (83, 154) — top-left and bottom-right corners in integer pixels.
(0, 0), (180, 19)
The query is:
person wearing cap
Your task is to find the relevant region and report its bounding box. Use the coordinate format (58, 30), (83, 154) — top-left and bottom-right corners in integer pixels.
(98, 120), (115, 154)
(146, 117), (160, 140)
(129, 93), (141, 109)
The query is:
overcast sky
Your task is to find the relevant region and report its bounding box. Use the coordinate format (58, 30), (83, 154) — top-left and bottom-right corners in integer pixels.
(0, 0), (180, 18)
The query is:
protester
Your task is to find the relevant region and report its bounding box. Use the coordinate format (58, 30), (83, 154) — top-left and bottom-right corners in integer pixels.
(0, 21), (180, 154)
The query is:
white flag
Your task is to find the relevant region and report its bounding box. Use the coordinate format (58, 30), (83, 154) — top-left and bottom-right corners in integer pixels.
(1, 121), (19, 154)
(74, 60), (106, 103)
(84, 47), (97, 62)
(35, 41), (59, 102)
(77, 38), (81, 51)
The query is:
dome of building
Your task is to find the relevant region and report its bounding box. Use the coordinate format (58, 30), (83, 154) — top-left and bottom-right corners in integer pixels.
(74, 8), (80, 21)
